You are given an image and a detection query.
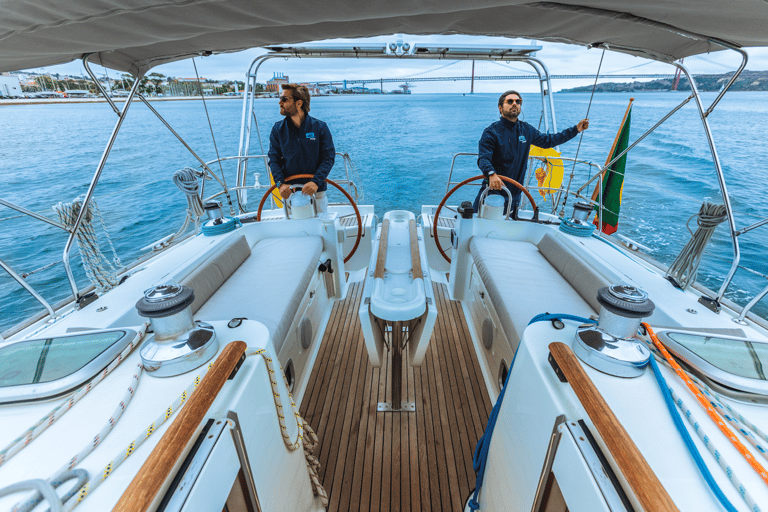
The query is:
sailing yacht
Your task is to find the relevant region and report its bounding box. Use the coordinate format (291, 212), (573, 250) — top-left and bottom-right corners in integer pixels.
(2, 2), (768, 511)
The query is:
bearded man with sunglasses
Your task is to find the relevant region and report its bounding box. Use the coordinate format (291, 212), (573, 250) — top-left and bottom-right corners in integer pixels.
(473, 90), (589, 216)
(268, 83), (335, 213)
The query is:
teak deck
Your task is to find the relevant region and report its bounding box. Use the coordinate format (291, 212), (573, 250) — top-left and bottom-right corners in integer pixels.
(300, 281), (492, 511)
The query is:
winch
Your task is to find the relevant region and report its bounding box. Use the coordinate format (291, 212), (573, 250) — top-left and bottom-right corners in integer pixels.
(573, 284), (655, 377)
(136, 284), (218, 377)
(201, 201), (240, 236)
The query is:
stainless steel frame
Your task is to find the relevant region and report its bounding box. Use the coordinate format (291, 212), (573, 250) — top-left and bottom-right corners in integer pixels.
(0, 258), (56, 319)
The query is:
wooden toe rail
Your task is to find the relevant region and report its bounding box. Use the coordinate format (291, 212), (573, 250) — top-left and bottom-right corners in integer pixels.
(114, 341), (248, 512)
(374, 219), (390, 279)
(548, 342), (679, 512)
(408, 219), (423, 280)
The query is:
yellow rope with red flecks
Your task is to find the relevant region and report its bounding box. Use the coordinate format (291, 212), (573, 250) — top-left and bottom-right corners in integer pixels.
(250, 348), (328, 506)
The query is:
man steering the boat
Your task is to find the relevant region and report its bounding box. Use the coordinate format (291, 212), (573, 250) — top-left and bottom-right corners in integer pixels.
(268, 83), (335, 213)
(474, 90), (589, 216)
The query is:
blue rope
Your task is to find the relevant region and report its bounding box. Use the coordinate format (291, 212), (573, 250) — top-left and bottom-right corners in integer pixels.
(468, 313), (595, 510)
(648, 356), (739, 512)
(559, 217), (595, 237)
(201, 217), (241, 236)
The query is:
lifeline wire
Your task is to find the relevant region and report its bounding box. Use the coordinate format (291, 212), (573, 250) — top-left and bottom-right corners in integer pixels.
(192, 57), (235, 215)
(560, 49), (604, 216)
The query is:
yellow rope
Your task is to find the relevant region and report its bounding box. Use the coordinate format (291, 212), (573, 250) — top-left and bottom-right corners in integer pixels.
(250, 349), (328, 506)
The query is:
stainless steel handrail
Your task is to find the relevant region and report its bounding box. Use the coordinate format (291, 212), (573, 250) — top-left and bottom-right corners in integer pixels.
(737, 283), (768, 324)
(62, 62), (142, 302)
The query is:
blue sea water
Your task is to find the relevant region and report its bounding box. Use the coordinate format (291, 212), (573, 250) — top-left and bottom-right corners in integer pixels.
(1, 91), (767, 332)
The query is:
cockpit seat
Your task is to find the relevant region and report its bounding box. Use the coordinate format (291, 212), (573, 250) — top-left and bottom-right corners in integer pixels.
(194, 236), (323, 354)
(469, 233), (615, 349)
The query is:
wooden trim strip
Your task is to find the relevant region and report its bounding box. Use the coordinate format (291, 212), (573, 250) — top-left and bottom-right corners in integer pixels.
(409, 219), (423, 280)
(114, 341), (248, 512)
(374, 219), (390, 279)
(548, 342), (679, 512)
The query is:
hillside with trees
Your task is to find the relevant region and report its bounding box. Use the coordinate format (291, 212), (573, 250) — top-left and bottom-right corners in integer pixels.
(559, 70), (768, 93)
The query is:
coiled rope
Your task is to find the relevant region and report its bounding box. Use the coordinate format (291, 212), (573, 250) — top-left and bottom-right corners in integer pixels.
(558, 217), (596, 237)
(53, 197), (122, 294)
(666, 202), (727, 289)
(170, 167), (205, 241)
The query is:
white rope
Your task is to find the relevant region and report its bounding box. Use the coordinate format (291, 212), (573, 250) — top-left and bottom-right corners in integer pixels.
(64, 360), (216, 510)
(666, 201), (727, 289)
(53, 197), (122, 294)
(0, 325), (147, 468)
(667, 383), (762, 512)
(169, 167), (205, 241)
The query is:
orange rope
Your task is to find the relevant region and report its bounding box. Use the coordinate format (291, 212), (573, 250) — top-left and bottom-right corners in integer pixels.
(643, 322), (768, 486)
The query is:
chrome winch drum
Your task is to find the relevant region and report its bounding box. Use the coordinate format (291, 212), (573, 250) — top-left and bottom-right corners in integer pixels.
(570, 201), (593, 226)
(204, 201), (223, 222)
(573, 284), (655, 378)
(136, 284), (218, 377)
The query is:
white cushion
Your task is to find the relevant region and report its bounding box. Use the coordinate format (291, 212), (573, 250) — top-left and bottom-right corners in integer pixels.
(183, 235), (252, 313)
(195, 236), (323, 353)
(470, 237), (595, 348)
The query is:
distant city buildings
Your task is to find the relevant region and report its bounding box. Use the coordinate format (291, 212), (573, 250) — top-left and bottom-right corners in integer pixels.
(266, 72), (289, 92)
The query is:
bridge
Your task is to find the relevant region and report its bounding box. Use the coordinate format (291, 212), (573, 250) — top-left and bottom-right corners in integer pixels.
(311, 74), (676, 89)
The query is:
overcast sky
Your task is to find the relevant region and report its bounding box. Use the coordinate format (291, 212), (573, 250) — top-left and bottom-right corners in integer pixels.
(28, 34), (768, 94)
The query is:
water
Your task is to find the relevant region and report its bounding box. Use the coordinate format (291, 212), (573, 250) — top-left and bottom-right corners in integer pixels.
(1, 91), (767, 332)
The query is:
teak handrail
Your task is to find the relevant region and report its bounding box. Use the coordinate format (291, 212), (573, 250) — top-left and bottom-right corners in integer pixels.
(114, 341), (248, 512)
(548, 342), (679, 512)
(408, 219), (423, 280)
(374, 219), (390, 279)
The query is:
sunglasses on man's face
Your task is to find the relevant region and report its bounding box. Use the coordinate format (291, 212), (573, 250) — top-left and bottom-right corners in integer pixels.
(279, 96), (294, 103)
(505, 98), (523, 105)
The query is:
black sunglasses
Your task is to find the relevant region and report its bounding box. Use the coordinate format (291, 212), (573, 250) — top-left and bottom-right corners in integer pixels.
(279, 96), (294, 103)
(505, 98), (523, 105)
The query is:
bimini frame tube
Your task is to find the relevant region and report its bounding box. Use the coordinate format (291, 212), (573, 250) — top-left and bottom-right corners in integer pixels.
(674, 58), (742, 304)
(62, 62), (141, 302)
(236, 55), (277, 212)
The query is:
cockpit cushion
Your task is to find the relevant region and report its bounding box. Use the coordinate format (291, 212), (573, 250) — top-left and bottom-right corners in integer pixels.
(469, 237), (594, 349)
(194, 236), (323, 353)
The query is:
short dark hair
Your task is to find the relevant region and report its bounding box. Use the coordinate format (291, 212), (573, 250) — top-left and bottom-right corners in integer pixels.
(498, 90), (522, 107)
(281, 83), (310, 113)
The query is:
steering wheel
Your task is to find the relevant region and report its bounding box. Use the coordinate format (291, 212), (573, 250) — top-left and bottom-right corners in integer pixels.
(433, 175), (539, 264)
(256, 174), (362, 264)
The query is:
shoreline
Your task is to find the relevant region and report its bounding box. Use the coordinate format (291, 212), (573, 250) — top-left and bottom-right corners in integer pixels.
(0, 95), (246, 106)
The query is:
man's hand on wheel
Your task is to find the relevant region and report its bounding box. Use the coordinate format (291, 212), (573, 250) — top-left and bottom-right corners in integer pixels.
(279, 184), (292, 199)
(302, 181), (318, 196)
(489, 173), (503, 190)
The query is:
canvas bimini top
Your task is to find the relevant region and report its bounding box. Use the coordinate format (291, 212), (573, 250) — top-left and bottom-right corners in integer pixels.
(1, 0), (768, 76)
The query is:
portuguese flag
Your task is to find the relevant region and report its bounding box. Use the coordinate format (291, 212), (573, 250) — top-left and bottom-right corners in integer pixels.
(593, 98), (633, 235)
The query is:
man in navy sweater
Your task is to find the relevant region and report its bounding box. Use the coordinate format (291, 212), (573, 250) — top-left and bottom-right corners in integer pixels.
(474, 90), (589, 216)
(268, 83), (335, 213)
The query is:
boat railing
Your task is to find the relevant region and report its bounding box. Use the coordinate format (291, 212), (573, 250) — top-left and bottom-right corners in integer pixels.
(201, 152), (361, 211)
(445, 152), (607, 216)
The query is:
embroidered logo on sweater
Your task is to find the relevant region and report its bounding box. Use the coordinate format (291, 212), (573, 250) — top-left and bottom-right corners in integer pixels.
(518, 135), (527, 143)
(306, 132), (316, 140)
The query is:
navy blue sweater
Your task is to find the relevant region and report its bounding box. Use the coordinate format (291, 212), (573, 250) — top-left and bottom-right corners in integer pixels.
(477, 118), (579, 196)
(268, 115), (335, 191)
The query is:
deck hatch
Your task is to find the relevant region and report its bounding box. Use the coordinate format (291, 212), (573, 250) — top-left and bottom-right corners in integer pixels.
(0, 328), (136, 404)
(658, 329), (768, 398)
